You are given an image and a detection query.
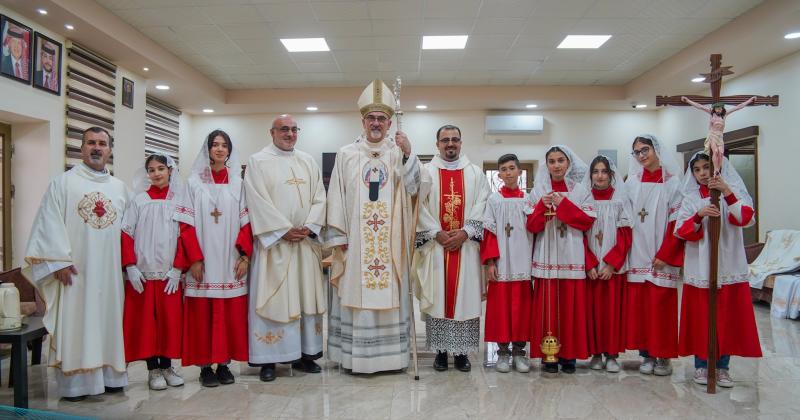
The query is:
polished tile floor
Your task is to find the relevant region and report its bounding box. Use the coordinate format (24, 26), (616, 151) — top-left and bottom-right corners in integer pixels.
(2, 303), (800, 419)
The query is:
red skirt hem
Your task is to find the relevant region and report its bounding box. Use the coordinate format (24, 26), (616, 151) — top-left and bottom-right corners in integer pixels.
(530, 278), (591, 360)
(622, 281), (678, 358)
(587, 274), (626, 355)
(484, 280), (533, 343)
(678, 282), (762, 359)
(182, 295), (249, 366)
(123, 280), (183, 362)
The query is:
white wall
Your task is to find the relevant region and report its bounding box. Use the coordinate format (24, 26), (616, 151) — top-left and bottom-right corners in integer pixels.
(184, 110), (659, 176)
(657, 49), (800, 239)
(113, 68), (147, 185)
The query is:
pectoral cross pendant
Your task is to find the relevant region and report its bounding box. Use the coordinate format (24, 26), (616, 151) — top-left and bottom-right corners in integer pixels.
(638, 207), (649, 223)
(557, 223), (567, 238)
(211, 207), (222, 224)
(504, 222), (514, 238)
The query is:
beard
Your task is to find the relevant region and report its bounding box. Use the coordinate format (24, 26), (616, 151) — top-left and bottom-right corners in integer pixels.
(366, 129), (383, 141)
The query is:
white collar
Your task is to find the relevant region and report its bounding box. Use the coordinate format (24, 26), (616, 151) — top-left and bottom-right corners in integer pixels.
(268, 142), (294, 156)
(440, 157), (461, 169)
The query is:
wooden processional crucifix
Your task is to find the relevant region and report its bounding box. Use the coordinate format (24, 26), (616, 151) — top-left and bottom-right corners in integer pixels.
(656, 54), (778, 394)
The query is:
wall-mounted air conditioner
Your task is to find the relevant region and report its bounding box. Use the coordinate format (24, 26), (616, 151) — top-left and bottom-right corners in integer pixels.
(485, 114), (543, 134)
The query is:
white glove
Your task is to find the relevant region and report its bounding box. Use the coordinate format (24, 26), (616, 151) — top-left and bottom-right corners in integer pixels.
(164, 267), (181, 295)
(126, 265), (145, 294)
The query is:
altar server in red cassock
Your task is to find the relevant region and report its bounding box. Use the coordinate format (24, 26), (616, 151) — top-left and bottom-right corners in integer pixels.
(623, 134), (684, 376)
(480, 153), (534, 373)
(675, 152), (761, 389)
(527, 145), (595, 374)
(122, 153), (186, 390)
(175, 130), (253, 388)
(582, 155), (632, 373)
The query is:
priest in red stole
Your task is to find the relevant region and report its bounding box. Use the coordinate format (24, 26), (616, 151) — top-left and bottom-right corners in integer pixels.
(414, 125), (490, 372)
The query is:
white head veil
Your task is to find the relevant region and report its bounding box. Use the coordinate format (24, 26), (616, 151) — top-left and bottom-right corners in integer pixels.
(188, 130), (242, 202)
(582, 154), (634, 225)
(533, 144), (588, 198)
(132, 152), (182, 195)
(626, 134), (682, 204)
(681, 151), (752, 208)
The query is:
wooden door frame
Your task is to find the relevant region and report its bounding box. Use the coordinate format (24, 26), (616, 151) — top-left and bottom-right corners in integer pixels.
(482, 160), (536, 192)
(0, 122), (11, 269)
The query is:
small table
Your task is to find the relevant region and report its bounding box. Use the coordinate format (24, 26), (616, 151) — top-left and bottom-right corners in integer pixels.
(0, 317), (47, 408)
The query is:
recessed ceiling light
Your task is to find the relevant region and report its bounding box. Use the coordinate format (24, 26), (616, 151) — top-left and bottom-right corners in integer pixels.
(280, 38), (330, 52)
(785, 32), (800, 39)
(557, 35), (612, 49)
(525, 104), (538, 108)
(415, 104), (428, 109)
(202, 109), (214, 113)
(155, 84), (170, 90)
(37, 9), (47, 15)
(635, 104), (647, 109)
(691, 77), (705, 83)
(306, 106), (318, 111)
(64, 24), (74, 30)
(143, 67), (149, 72)
(422, 35), (468, 50)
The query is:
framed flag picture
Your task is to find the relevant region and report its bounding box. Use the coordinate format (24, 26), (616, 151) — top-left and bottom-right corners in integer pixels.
(0, 15), (33, 84)
(32, 32), (62, 95)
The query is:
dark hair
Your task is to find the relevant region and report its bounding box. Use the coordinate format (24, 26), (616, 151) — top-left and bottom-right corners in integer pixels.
(711, 106), (727, 117)
(436, 124), (461, 140)
(145, 154), (169, 169)
(690, 153), (710, 170)
(590, 156), (615, 183)
(498, 153), (520, 167)
(632, 136), (653, 149)
(206, 129), (232, 163)
(545, 146), (569, 162)
(81, 126), (113, 147)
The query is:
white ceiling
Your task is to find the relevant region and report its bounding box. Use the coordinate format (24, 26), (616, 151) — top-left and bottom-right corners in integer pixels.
(95, 0), (762, 89)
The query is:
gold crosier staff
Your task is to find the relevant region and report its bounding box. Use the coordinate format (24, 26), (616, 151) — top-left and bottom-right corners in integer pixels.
(540, 191), (561, 364)
(393, 76), (420, 380)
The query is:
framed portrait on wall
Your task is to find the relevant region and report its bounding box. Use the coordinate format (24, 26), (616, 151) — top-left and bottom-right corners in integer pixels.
(0, 15), (32, 84)
(122, 77), (134, 108)
(32, 32), (61, 95)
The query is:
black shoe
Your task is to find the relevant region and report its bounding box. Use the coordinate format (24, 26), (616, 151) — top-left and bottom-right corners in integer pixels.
(543, 363), (559, 374)
(216, 365), (235, 385)
(104, 386), (124, 394)
(292, 359), (322, 373)
(433, 351), (448, 371)
(62, 395), (87, 402)
(561, 364), (576, 374)
(454, 355), (471, 372)
(200, 366), (220, 387)
(259, 364), (276, 382)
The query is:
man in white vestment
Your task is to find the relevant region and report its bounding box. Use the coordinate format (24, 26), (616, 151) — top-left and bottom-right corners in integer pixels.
(326, 79), (421, 373)
(23, 127), (130, 400)
(414, 125), (490, 372)
(245, 115), (327, 382)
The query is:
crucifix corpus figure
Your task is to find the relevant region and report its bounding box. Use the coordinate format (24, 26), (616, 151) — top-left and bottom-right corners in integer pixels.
(656, 54), (778, 394)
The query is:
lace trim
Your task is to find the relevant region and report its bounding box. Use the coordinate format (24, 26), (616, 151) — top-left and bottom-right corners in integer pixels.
(684, 273), (749, 288)
(142, 271), (169, 280)
(628, 267), (681, 282)
(415, 231), (436, 248)
(532, 262), (585, 272)
(484, 221), (497, 235)
(465, 219), (483, 241)
(185, 278), (246, 290)
(121, 224), (134, 237)
(496, 273), (531, 281)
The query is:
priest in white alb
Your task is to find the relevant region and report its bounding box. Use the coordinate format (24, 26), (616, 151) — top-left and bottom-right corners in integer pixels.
(414, 125), (490, 372)
(23, 127), (131, 401)
(245, 115), (327, 382)
(326, 79), (421, 374)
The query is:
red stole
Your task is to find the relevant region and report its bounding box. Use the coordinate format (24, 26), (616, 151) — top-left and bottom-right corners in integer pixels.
(439, 168), (465, 319)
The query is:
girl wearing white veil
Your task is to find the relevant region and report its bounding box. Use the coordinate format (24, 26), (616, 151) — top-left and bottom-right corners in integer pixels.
(582, 155), (633, 373)
(674, 152), (761, 388)
(121, 153), (186, 390)
(527, 145), (595, 374)
(175, 129), (253, 388)
(623, 134), (684, 377)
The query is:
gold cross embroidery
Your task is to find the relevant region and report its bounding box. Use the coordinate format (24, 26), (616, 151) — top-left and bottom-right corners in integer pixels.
(285, 168), (307, 208)
(638, 207), (649, 223)
(504, 222), (514, 238)
(210, 207), (222, 224)
(442, 178), (463, 230)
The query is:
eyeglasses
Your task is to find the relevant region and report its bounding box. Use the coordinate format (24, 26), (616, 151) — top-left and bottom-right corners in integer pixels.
(364, 115), (389, 123)
(438, 137), (461, 144)
(274, 126), (300, 133)
(631, 146), (651, 157)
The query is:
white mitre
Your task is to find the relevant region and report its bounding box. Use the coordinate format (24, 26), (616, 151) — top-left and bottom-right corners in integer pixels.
(357, 79), (396, 118)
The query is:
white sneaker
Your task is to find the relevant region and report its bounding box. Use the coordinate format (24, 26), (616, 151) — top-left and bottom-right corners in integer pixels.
(639, 357), (655, 375)
(605, 357), (620, 373)
(496, 354), (511, 373)
(654, 358), (673, 376)
(589, 355), (604, 370)
(161, 367), (185, 387)
(513, 355), (530, 373)
(148, 369), (167, 391)
(716, 369), (734, 388)
(693, 368), (708, 385)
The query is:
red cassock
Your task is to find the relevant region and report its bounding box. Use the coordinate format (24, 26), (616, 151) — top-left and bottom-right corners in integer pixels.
(122, 185), (183, 363)
(528, 180), (594, 360)
(584, 187), (632, 356)
(677, 186), (761, 359)
(180, 168), (253, 366)
(623, 168), (684, 359)
(481, 186), (532, 344)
